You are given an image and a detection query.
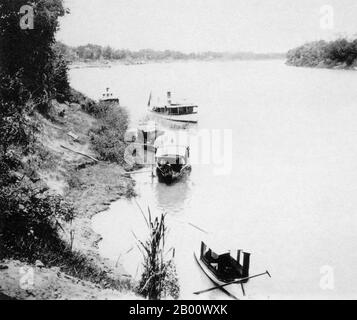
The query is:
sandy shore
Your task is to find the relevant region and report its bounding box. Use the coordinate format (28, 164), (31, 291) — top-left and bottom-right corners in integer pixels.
(0, 260), (140, 300)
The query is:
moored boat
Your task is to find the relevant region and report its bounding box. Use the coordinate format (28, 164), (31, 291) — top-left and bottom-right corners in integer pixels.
(99, 87), (119, 105)
(194, 242), (251, 300)
(148, 91), (198, 124)
(155, 145), (191, 183)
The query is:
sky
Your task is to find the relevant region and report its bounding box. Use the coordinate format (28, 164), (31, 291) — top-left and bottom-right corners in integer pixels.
(57, 0), (357, 53)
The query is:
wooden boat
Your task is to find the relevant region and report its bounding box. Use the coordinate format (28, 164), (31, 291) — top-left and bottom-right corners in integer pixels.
(148, 91), (198, 124)
(194, 241), (251, 300)
(155, 145), (191, 183)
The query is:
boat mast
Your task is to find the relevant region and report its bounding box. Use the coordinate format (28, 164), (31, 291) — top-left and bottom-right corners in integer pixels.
(147, 91), (152, 108)
(167, 91), (172, 105)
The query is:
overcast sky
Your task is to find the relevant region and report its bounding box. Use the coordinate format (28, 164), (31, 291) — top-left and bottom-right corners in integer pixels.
(57, 0), (357, 53)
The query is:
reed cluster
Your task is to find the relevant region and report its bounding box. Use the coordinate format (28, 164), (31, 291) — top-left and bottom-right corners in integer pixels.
(136, 207), (179, 300)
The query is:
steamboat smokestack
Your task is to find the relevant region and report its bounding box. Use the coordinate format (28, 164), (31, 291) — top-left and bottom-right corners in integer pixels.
(167, 91), (172, 105)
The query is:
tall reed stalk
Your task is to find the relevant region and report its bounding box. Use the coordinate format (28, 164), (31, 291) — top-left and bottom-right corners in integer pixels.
(136, 207), (179, 300)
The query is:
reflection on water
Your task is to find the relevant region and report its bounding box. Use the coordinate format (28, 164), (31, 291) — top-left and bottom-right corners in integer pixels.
(78, 60), (357, 299)
(154, 174), (191, 213)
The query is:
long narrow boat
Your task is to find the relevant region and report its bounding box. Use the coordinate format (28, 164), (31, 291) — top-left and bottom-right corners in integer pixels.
(194, 242), (251, 300)
(147, 91), (199, 124)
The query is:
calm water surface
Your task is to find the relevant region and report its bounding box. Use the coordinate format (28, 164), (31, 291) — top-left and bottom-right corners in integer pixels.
(71, 60), (357, 299)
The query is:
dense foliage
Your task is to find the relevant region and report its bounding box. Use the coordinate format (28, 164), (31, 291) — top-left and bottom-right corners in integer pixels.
(0, 180), (74, 259)
(0, 0), (70, 108)
(286, 39), (357, 68)
(57, 42), (285, 63)
(0, 70), (76, 262)
(90, 104), (129, 165)
(0, 0), (74, 261)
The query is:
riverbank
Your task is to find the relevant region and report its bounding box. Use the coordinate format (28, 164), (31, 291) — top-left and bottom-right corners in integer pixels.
(0, 96), (140, 300)
(69, 57), (286, 70)
(0, 260), (141, 300)
(286, 60), (357, 70)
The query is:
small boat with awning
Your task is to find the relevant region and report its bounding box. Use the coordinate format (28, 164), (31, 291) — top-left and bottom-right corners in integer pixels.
(155, 145), (191, 183)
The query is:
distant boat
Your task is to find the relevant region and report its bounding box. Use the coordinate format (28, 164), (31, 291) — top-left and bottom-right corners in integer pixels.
(99, 87), (119, 104)
(194, 241), (251, 300)
(125, 121), (164, 152)
(148, 91), (198, 124)
(155, 145), (191, 183)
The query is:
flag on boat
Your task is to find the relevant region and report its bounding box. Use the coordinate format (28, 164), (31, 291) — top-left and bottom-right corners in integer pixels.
(147, 92), (152, 107)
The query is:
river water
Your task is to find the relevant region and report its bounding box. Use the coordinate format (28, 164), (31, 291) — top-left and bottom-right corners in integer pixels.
(70, 60), (357, 299)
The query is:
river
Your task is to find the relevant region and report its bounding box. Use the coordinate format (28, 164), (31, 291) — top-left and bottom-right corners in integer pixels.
(70, 60), (357, 299)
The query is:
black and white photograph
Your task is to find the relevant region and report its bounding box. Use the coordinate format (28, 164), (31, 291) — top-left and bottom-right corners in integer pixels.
(1, 0), (357, 303)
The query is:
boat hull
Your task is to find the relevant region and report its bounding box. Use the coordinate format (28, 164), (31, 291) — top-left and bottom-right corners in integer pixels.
(148, 111), (198, 124)
(156, 165), (191, 184)
(194, 252), (244, 300)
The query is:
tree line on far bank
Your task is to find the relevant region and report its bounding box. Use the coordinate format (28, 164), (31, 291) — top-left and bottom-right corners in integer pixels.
(286, 38), (357, 69)
(56, 42), (285, 63)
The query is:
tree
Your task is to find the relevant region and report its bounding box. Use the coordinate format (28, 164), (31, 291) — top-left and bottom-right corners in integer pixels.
(102, 46), (113, 60)
(287, 38), (357, 68)
(0, 0), (68, 105)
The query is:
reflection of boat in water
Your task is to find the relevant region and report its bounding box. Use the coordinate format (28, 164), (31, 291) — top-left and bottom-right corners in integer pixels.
(194, 242), (251, 300)
(154, 176), (190, 212)
(148, 91), (198, 124)
(155, 145), (191, 184)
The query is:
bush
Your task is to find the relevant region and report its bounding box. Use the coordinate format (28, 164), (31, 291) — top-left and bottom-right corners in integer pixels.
(0, 72), (38, 154)
(68, 89), (130, 165)
(90, 105), (129, 164)
(68, 88), (97, 114)
(51, 44), (71, 102)
(0, 0), (67, 108)
(0, 178), (74, 260)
